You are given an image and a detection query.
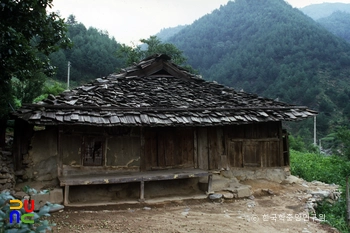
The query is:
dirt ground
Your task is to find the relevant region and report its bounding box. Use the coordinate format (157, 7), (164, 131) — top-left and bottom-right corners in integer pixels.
(48, 179), (339, 233)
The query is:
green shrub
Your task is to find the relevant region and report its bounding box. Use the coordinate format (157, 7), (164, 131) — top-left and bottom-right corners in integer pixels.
(290, 150), (350, 232)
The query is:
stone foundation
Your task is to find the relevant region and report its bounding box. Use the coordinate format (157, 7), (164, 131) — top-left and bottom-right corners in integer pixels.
(221, 167), (290, 183)
(0, 149), (15, 191)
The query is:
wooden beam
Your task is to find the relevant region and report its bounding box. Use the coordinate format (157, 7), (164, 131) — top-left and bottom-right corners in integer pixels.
(139, 180), (145, 202)
(128, 60), (164, 77)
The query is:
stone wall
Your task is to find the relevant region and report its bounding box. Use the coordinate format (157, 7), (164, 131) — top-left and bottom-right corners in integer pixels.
(220, 167), (291, 183)
(21, 128), (58, 182)
(0, 149), (15, 190)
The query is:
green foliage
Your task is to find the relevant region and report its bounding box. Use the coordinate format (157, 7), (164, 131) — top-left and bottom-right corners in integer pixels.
(334, 127), (350, 159)
(316, 197), (349, 233)
(33, 80), (65, 103)
(0, 190), (55, 233)
(12, 73), (46, 106)
(117, 36), (195, 72)
(166, 0), (350, 137)
(0, 0), (71, 118)
(289, 135), (307, 152)
(156, 25), (188, 42)
(290, 150), (350, 184)
(49, 16), (124, 84)
(290, 150), (350, 232)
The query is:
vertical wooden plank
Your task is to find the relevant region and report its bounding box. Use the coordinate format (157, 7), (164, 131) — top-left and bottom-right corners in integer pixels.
(270, 141), (279, 167)
(217, 127), (226, 169)
(57, 126), (63, 177)
(165, 133), (175, 166)
(243, 141), (259, 167)
(180, 128), (194, 167)
(259, 141), (268, 167)
(208, 127), (219, 170)
(283, 130), (290, 166)
(104, 137), (108, 166)
(157, 131), (166, 167)
(144, 129), (158, 170)
(278, 122), (284, 166)
(228, 141), (243, 167)
(194, 129), (198, 168)
(140, 127), (146, 171)
(197, 128), (208, 170)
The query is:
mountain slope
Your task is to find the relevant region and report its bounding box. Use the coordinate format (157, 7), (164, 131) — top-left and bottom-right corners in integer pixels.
(167, 0), (350, 136)
(300, 3), (350, 20)
(156, 25), (188, 42)
(317, 11), (350, 43)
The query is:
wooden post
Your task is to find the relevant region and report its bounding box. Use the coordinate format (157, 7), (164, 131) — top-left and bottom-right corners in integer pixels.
(207, 174), (213, 194)
(64, 186), (69, 206)
(139, 180), (145, 202)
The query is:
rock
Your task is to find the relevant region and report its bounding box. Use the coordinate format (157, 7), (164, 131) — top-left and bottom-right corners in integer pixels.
(247, 201), (255, 208)
(236, 186), (251, 198)
(13, 191), (27, 199)
(248, 195), (255, 200)
(1, 151), (12, 157)
(48, 203), (64, 213)
(209, 193), (223, 200)
(31, 193), (50, 211)
(281, 175), (303, 185)
(2, 183), (12, 190)
(220, 192), (234, 199)
(49, 188), (63, 204)
(262, 189), (274, 195)
(311, 191), (330, 198)
(311, 181), (324, 186)
(326, 199), (335, 204)
(0, 179), (7, 184)
(15, 170), (25, 176)
(143, 207), (151, 210)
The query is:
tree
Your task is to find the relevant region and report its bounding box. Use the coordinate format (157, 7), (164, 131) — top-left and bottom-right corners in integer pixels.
(117, 36), (189, 68)
(0, 0), (71, 147)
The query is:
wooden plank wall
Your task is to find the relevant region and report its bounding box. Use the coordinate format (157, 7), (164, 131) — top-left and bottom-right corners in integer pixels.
(143, 127), (194, 171)
(225, 122), (284, 168)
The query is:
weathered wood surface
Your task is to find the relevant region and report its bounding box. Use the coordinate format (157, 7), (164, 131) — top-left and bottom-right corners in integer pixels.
(143, 128), (194, 171)
(58, 168), (208, 186)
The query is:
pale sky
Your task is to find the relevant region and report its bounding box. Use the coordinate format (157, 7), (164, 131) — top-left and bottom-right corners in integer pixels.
(50, 0), (350, 45)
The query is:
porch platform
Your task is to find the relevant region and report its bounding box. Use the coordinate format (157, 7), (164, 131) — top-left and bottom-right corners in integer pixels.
(58, 168), (212, 206)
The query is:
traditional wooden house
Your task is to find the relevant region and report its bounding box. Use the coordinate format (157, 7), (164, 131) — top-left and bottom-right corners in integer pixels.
(13, 54), (316, 205)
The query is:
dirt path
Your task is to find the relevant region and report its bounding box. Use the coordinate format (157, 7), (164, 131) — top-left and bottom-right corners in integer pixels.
(49, 179), (339, 233)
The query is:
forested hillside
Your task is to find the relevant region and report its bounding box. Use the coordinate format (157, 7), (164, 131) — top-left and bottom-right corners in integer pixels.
(167, 0), (350, 138)
(49, 16), (124, 86)
(156, 25), (188, 42)
(300, 3), (350, 20)
(317, 11), (350, 43)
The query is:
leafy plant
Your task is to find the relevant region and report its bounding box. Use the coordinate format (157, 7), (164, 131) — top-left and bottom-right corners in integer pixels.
(0, 190), (56, 233)
(290, 150), (350, 232)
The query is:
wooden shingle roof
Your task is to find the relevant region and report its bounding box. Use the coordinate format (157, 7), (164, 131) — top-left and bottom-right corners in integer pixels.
(14, 54), (317, 126)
